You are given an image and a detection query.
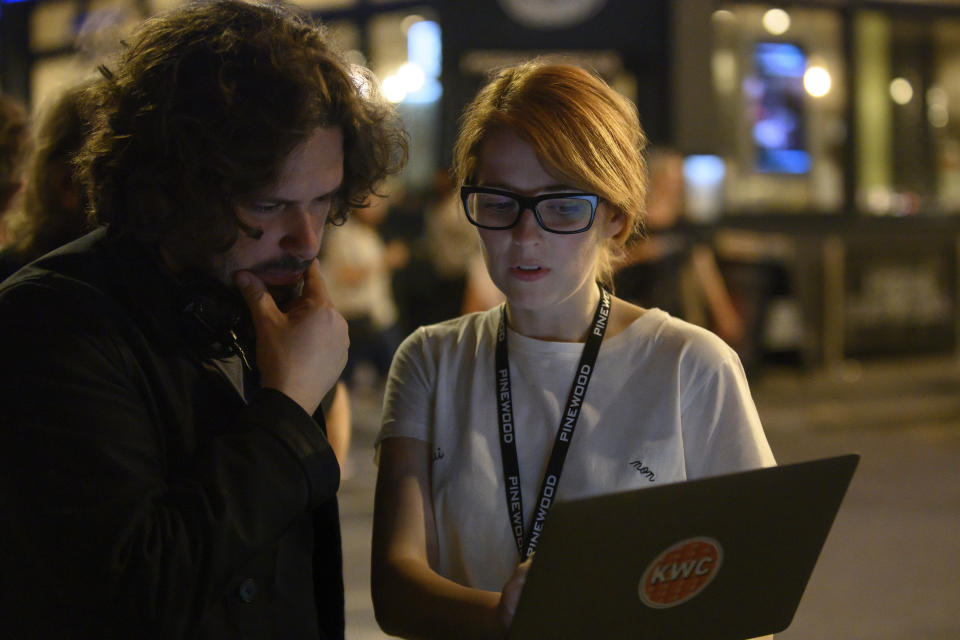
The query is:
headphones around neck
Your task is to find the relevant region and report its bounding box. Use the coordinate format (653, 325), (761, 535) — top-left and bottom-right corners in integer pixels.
(176, 275), (252, 363)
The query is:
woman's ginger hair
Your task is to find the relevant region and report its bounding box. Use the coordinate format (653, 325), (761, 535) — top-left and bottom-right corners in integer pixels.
(452, 60), (648, 288)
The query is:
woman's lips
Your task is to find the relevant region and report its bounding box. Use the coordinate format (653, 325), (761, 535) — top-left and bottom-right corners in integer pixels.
(510, 265), (549, 281)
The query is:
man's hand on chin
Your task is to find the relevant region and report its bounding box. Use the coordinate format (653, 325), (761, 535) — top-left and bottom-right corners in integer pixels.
(236, 260), (348, 415)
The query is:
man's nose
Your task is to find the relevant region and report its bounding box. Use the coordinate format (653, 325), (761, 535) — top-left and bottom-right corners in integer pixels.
(280, 207), (323, 259)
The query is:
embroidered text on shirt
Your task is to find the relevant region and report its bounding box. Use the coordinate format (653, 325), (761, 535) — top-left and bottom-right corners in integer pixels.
(630, 460), (656, 482)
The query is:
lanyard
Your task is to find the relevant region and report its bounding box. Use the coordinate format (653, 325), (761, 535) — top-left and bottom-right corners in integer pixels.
(495, 285), (611, 561)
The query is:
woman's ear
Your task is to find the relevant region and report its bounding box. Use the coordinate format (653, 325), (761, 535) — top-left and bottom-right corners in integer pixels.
(601, 204), (627, 240)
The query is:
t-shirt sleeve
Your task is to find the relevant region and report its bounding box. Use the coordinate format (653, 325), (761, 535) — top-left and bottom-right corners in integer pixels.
(679, 339), (776, 478)
(377, 327), (434, 447)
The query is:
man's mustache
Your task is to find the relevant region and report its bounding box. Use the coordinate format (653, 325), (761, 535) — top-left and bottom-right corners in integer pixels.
(248, 256), (315, 275)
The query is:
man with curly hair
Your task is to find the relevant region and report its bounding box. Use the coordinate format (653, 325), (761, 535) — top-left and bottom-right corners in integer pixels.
(0, 1), (406, 638)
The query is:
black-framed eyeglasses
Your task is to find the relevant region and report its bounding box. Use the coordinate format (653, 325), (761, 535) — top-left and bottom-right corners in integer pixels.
(460, 186), (599, 234)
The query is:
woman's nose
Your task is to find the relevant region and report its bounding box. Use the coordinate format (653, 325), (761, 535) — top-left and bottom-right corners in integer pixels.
(511, 207), (542, 245)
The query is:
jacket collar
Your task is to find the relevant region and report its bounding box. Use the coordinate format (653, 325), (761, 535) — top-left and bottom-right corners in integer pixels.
(29, 228), (255, 363)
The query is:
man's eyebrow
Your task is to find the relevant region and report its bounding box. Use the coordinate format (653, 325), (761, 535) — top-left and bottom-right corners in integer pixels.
(241, 187), (340, 204)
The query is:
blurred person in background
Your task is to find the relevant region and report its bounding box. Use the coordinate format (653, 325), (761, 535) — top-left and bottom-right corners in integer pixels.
(371, 61), (773, 640)
(615, 148), (744, 346)
(0, 92), (30, 242)
(392, 168), (503, 338)
(420, 168), (504, 315)
(0, 1), (406, 637)
(391, 170), (467, 333)
(320, 182), (409, 388)
(0, 80), (92, 279)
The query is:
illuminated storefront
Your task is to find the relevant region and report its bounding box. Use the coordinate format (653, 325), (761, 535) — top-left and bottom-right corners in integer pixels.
(4, 0), (960, 364)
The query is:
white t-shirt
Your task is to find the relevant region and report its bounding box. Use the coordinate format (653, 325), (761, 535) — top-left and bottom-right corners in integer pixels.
(378, 306), (775, 592)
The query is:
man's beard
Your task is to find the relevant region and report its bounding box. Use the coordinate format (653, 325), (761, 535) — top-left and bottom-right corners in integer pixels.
(256, 254), (312, 309)
(212, 251), (313, 310)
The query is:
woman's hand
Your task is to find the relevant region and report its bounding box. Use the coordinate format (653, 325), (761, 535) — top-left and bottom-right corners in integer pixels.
(373, 437), (504, 640)
(497, 556), (533, 634)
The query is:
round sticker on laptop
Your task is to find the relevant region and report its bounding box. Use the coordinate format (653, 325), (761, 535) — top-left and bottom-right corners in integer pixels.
(639, 537), (723, 608)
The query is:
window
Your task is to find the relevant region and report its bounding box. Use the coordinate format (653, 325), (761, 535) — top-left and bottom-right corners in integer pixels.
(855, 11), (960, 215)
(712, 4), (846, 213)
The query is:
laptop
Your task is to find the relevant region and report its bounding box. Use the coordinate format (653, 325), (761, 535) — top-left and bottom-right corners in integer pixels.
(507, 454), (859, 640)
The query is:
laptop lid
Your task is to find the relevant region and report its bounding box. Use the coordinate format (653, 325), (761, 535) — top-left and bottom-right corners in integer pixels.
(507, 454), (859, 640)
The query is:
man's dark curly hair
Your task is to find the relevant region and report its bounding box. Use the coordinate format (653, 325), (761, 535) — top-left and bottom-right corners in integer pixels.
(77, 0), (408, 268)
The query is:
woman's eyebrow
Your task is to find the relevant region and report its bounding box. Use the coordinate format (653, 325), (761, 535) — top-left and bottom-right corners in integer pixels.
(477, 182), (581, 193)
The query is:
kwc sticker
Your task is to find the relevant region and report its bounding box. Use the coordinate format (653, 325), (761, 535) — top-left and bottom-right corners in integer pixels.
(639, 537), (723, 609)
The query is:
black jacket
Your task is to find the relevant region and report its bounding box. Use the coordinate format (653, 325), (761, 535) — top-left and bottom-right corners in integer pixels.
(0, 230), (344, 639)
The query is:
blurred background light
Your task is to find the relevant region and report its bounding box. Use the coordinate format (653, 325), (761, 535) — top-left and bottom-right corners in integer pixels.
(804, 65), (832, 97)
(683, 154), (726, 187)
(927, 86), (948, 128)
(381, 74), (407, 103)
(711, 9), (736, 24)
(762, 8), (791, 36)
(396, 61), (425, 93)
(407, 19), (440, 77)
(890, 77), (913, 105)
(402, 18), (441, 104)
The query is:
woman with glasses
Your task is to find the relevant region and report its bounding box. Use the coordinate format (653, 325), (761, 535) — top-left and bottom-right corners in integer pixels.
(371, 61), (775, 639)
